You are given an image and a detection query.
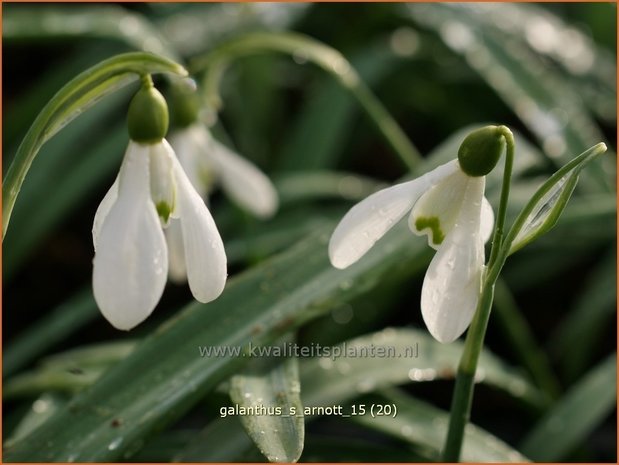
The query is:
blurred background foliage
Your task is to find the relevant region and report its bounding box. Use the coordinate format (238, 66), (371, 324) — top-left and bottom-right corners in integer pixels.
(2, 2), (616, 463)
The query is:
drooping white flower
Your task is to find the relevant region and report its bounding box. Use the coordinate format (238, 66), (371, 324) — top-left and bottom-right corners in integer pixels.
(92, 140), (227, 330)
(169, 124), (278, 217)
(329, 158), (495, 343)
(166, 124), (278, 282)
(92, 78), (227, 330)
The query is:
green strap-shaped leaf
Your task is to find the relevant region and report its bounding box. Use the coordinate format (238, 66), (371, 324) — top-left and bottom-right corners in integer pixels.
(175, 416), (255, 462)
(229, 335), (304, 463)
(4, 367), (104, 399)
(3, 289), (99, 378)
(41, 341), (137, 371)
(301, 327), (545, 409)
(174, 327), (542, 462)
(353, 388), (529, 462)
(549, 251), (617, 380)
(2, 52), (187, 239)
(2, 221), (421, 461)
(5, 393), (68, 448)
(519, 354), (617, 461)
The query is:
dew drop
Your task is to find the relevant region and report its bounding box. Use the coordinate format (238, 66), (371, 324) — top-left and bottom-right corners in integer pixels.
(32, 399), (50, 414)
(356, 378), (376, 393)
(401, 425), (414, 437)
(107, 437), (123, 451)
(337, 362), (352, 374)
(319, 358), (334, 370)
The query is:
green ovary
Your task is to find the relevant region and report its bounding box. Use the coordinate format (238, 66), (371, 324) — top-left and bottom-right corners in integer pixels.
(415, 216), (445, 246)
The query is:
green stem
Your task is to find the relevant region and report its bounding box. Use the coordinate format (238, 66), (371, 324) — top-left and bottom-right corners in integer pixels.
(442, 279), (496, 462)
(442, 140), (607, 461)
(190, 32), (423, 171)
(441, 127), (515, 462)
(487, 126), (514, 268)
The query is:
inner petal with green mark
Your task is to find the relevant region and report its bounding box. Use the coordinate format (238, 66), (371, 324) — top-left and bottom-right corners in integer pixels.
(415, 216), (445, 246)
(148, 142), (178, 226)
(409, 170), (468, 250)
(156, 201), (173, 224)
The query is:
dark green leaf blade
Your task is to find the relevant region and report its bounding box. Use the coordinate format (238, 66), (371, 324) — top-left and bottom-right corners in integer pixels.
(229, 337), (304, 463)
(353, 388), (529, 462)
(519, 354), (617, 461)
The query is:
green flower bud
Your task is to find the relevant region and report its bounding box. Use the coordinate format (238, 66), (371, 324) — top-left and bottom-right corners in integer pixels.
(457, 125), (505, 177)
(127, 76), (169, 144)
(168, 78), (200, 129)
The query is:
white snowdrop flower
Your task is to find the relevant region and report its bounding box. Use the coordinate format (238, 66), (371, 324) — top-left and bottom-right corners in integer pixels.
(329, 126), (506, 343)
(164, 78), (278, 282)
(168, 124), (278, 219)
(92, 77), (227, 330)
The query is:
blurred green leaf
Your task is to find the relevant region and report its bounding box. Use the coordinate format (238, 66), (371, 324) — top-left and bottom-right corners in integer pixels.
(549, 251), (617, 380)
(4, 121), (127, 279)
(301, 327), (545, 409)
(450, 3), (617, 124)
(4, 45), (127, 153)
(406, 3), (613, 191)
(5, 341), (136, 400)
(157, 3), (309, 57)
(276, 43), (402, 171)
(519, 354), (616, 461)
(175, 327), (544, 462)
(353, 388), (529, 462)
(130, 430), (198, 462)
(229, 336), (304, 463)
(274, 171), (386, 206)
(300, 435), (427, 462)
(175, 416), (256, 462)
(177, 423), (427, 462)
(492, 279), (561, 398)
(193, 32), (422, 170)
(5, 367), (103, 399)
(41, 341), (136, 372)
(3, 5), (178, 60)
(3, 289), (98, 378)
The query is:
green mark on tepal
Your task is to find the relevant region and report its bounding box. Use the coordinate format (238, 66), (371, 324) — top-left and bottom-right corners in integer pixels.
(156, 201), (172, 223)
(415, 216), (445, 246)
